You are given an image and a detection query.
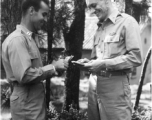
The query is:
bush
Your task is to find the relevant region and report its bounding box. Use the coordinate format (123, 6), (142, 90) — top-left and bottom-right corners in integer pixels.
(47, 104), (88, 120)
(1, 79), (151, 120)
(132, 106), (152, 120)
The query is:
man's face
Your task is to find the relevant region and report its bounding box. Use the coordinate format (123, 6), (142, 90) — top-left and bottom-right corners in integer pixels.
(93, 0), (109, 21)
(31, 1), (49, 31)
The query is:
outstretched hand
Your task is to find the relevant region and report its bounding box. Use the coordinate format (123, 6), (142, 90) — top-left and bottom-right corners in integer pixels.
(64, 55), (74, 69)
(52, 59), (66, 70)
(72, 59), (106, 73)
(71, 58), (90, 71)
(76, 58), (90, 63)
(84, 59), (106, 73)
(52, 55), (74, 70)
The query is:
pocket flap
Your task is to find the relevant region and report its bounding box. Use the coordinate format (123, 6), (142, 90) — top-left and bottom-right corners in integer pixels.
(10, 95), (19, 101)
(29, 50), (39, 59)
(104, 35), (119, 43)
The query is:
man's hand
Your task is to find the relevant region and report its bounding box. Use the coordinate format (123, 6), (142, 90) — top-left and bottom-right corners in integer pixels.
(77, 59), (106, 73)
(52, 59), (65, 70)
(77, 58), (90, 63)
(71, 58), (90, 71)
(84, 59), (106, 73)
(71, 58), (90, 66)
(64, 56), (74, 69)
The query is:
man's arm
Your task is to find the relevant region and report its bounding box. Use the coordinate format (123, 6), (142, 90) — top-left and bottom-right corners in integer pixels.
(82, 16), (142, 72)
(21, 65), (56, 84)
(8, 36), (56, 84)
(103, 16), (143, 70)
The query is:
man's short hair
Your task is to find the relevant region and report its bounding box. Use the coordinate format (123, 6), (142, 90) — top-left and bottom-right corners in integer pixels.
(21, 0), (49, 16)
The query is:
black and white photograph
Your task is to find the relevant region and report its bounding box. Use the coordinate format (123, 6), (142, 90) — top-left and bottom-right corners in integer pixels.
(0, 0), (151, 120)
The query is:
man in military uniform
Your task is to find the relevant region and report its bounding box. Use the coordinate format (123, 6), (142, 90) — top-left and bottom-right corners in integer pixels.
(73, 0), (143, 120)
(2, 0), (68, 119)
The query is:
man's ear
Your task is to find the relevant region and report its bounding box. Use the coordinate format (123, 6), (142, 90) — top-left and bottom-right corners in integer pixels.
(29, 6), (35, 15)
(105, 0), (110, 4)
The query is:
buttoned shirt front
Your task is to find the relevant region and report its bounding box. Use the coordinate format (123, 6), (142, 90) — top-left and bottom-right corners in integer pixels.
(2, 25), (54, 84)
(91, 9), (142, 71)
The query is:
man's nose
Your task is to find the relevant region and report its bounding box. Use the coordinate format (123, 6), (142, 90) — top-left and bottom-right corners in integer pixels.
(43, 17), (48, 22)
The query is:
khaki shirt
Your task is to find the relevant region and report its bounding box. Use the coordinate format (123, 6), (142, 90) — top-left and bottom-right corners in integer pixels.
(2, 25), (55, 84)
(91, 9), (142, 70)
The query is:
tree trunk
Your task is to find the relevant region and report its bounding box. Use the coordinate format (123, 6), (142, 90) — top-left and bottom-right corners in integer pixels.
(46, 0), (55, 111)
(134, 48), (151, 110)
(1, 0), (22, 36)
(63, 0), (86, 111)
(125, 0), (142, 23)
(132, 3), (142, 23)
(125, 0), (133, 15)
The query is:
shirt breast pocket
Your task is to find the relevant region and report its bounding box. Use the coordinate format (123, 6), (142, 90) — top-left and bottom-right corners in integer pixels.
(104, 34), (120, 58)
(29, 50), (39, 60)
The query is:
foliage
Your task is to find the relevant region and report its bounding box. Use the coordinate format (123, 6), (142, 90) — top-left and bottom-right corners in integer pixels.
(133, 0), (151, 10)
(1, 79), (151, 120)
(53, 0), (74, 44)
(0, 80), (11, 113)
(1, 0), (22, 37)
(0, 0), (48, 45)
(63, 0), (86, 111)
(47, 103), (88, 120)
(132, 106), (152, 120)
(132, 0), (151, 22)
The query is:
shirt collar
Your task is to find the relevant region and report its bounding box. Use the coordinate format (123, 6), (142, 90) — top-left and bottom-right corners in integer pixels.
(16, 25), (33, 40)
(108, 9), (121, 24)
(97, 9), (121, 26)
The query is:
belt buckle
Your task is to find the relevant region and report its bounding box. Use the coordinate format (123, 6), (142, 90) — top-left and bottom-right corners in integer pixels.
(100, 71), (111, 77)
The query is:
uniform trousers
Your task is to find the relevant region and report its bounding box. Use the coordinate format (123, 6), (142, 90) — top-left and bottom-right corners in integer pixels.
(88, 74), (132, 120)
(10, 82), (46, 120)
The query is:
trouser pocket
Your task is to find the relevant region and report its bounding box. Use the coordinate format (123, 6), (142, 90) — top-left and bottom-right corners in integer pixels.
(10, 95), (20, 118)
(122, 78), (131, 98)
(10, 95), (19, 109)
(122, 78), (132, 112)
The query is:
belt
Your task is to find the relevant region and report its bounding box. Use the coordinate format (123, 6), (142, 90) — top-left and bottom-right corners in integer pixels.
(12, 81), (22, 87)
(12, 81), (36, 87)
(97, 70), (126, 77)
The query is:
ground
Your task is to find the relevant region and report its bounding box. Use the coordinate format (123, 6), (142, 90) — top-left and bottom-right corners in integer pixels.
(0, 77), (151, 120)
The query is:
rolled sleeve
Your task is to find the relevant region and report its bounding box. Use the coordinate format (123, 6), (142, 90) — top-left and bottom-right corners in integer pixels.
(22, 65), (55, 84)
